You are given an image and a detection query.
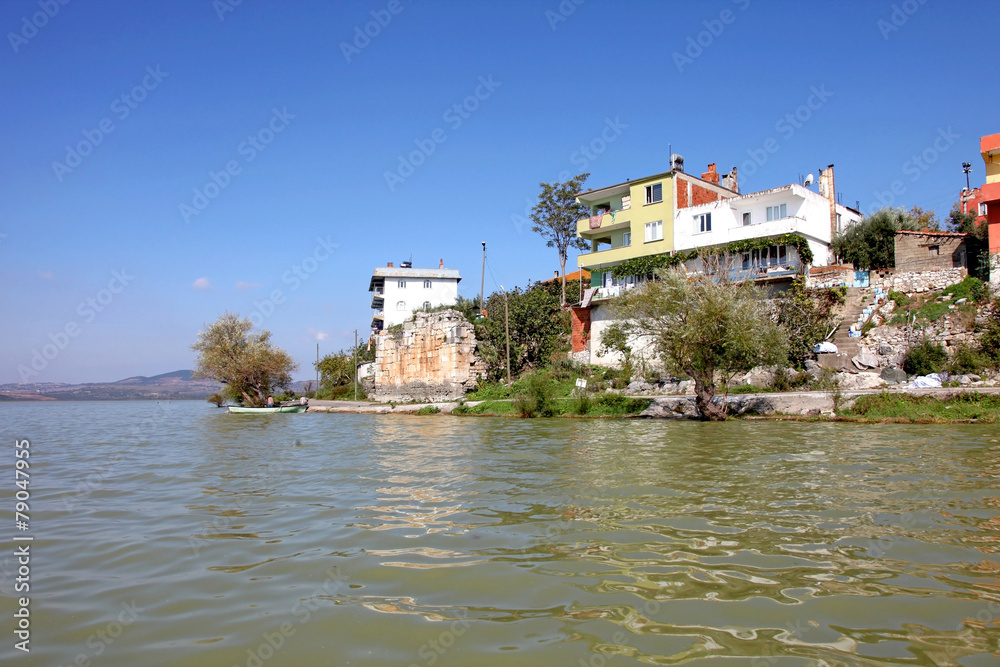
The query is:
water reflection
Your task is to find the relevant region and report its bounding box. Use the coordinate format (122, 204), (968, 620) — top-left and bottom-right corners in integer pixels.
(4, 402), (1000, 666)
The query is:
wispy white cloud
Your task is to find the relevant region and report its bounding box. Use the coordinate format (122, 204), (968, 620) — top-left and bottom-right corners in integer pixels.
(192, 277), (212, 291)
(235, 281), (260, 291)
(306, 327), (330, 341)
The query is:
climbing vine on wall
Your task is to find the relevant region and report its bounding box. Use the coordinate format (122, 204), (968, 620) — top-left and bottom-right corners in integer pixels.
(609, 233), (813, 280)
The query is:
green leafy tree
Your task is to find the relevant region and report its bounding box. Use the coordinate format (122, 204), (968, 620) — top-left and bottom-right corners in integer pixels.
(191, 312), (298, 406)
(609, 264), (788, 421)
(832, 207), (921, 270)
(776, 279), (844, 367)
(530, 173), (591, 307)
(477, 284), (567, 382)
(315, 339), (375, 399)
(947, 202), (987, 242)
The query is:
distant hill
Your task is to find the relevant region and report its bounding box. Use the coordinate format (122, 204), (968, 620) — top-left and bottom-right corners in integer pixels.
(0, 370), (222, 401)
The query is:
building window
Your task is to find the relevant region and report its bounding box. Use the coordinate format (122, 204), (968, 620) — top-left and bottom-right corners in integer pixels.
(766, 204), (788, 221)
(928, 245), (939, 256)
(836, 213), (843, 232)
(397, 280), (406, 289)
(980, 202), (988, 217)
(742, 212), (751, 226)
(622, 231), (631, 247)
(423, 280), (431, 289)
(422, 301), (431, 310)
(644, 220), (663, 242)
(396, 301), (406, 311)
(696, 212), (712, 233)
(742, 253), (750, 270)
(645, 183), (663, 204)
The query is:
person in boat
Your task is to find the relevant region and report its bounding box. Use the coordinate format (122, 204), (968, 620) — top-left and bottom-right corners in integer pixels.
(266, 396), (275, 407)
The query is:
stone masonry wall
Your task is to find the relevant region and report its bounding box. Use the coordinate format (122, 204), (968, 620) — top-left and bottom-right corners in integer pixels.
(374, 310), (484, 402)
(894, 232), (968, 273)
(870, 267), (967, 293)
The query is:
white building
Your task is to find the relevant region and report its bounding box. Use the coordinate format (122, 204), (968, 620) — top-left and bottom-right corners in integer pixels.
(369, 260), (461, 331)
(673, 181), (861, 276)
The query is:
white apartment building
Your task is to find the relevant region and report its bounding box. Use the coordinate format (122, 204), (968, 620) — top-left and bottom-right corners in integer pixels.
(369, 260), (461, 331)
(673, 173), (862, 279)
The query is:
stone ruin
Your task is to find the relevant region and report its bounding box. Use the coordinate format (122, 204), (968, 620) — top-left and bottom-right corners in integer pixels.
(373, 309), (485, 402)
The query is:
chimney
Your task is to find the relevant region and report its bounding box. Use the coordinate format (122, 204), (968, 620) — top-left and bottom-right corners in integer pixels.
(387, 262), (394, 268)
(701, 163), (719, 185)
(439, 258), (444, 269)
(819, 164), (836, 240)
(722, 167), (739, 193)
(554, 270), (560, 279)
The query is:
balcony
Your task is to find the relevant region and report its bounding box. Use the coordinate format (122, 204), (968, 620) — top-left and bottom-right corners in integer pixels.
(577, 210), (631, 239)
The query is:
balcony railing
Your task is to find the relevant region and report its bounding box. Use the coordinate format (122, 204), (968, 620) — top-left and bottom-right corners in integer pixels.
(372, 287), (384, 295)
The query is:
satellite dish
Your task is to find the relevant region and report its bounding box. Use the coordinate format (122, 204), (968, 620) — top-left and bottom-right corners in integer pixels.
(803, 173), (815, 186)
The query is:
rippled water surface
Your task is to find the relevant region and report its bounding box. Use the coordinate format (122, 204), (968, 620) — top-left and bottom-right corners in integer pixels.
(3, 401), (1000, 665)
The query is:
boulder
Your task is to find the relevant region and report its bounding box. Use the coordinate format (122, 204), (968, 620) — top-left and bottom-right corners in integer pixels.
(626, 381), (653, 394)
(878, 343), (894, 356)
(880, 367), (907, 384)
(837, 372), (885, 390)
(852, 353), (880, 369)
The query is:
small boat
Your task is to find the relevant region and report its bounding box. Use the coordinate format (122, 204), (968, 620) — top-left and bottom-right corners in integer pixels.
(227, 405), (307, 414)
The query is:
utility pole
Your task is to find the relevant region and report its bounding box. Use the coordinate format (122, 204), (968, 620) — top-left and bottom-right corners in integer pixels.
(501, 285), (511, 385)
(963, 162), (973, 214)
(315, 343), (319, 397)
(353, 329), (358, 401)
(480, 241), (486, 317)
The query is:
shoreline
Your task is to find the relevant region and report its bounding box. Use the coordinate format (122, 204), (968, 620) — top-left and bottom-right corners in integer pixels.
(305, 386), (1000, 422)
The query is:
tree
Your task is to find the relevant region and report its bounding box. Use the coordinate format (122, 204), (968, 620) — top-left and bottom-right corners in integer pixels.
(530, 173), (591, 307)
(609, 265), (788, 421)
(315, 339), (375, 399)
(831, 207), (921, 270)
(191, 312), (298, 406)
(908, 205), (939, 231)
(947, 202), (987, 242)
(775, 279), (844, 367)
(477, 284), (567, 382)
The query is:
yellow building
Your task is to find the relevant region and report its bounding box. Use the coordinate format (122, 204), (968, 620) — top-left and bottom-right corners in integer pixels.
(575, 161), (738, 287)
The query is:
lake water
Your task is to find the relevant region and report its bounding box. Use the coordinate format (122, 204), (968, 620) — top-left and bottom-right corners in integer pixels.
(2, 400), (1000, 666)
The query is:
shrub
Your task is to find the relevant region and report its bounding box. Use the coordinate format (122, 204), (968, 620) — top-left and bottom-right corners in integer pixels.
(949, 344), (987, 375)
(513, 374), (555, 418)
(903, 340), (948, 376)
(943, 276), (985, 303)
(888, 290), (909, 307)
(206, 392), (225, 407)
(571, 391), (592, 415)
(415, 405), (441, 415)
(593, 393), (649, 415)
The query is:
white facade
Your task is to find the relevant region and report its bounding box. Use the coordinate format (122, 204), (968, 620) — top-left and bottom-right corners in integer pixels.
(673, 183), (861, 268)
(369, 264), (461, 330)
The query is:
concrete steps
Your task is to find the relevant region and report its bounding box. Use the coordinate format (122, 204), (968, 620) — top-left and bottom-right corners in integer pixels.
(821, 288), (878, 369)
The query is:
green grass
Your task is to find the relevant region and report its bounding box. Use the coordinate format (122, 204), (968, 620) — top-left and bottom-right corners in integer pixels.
(453, 394), (652, 418)
(839, 391), (1000, 423)
(415, 405), (441, 415)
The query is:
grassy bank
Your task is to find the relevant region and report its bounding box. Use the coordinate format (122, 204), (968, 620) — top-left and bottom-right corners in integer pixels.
(837, 391), (1000, 423)
(452, 393), (652, 418)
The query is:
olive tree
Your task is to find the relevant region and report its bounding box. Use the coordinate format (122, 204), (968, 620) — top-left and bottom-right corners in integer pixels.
(609, 265), (788, 420)
(191, 312), (298, 406)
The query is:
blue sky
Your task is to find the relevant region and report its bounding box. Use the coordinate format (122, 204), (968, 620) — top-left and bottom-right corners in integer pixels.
(2, 0), (997, 384)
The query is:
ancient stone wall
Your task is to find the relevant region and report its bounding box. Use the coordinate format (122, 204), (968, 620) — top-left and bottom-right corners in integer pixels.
(894, 232), (969, 273)
(373, 310), (484, 402)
